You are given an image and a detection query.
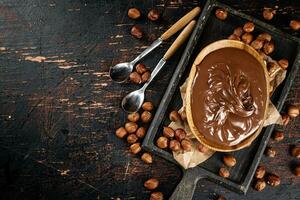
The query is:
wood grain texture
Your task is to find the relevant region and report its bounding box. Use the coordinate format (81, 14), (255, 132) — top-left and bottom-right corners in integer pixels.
(0, 0), (299, 199)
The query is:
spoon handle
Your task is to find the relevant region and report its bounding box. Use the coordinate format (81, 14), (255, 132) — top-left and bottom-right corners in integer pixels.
(160, 7), (200, 41)
(163, 20), (196, 61)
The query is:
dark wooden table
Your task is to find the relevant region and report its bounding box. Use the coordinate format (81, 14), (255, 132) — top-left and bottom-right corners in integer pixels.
(0, 0), (299, 199)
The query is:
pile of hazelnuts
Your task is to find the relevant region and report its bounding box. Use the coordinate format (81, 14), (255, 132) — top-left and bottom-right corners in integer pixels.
(129, 63), (151, 84)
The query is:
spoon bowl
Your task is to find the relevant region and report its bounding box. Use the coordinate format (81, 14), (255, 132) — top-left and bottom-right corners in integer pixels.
(121, 88), (145, 113)
(110, 62), (133, 83)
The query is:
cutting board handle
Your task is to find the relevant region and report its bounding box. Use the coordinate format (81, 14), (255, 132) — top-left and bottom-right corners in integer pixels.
(169, 167), (206, 200)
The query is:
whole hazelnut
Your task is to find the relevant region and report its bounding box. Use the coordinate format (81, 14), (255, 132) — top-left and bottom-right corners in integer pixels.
(127, 134), (138, 144)
(219, 167), (230, 178)
(179, 110), (187, 121)
(144, 178), (159, 190)
(278, 59), (289, 70)
(272, 131), (284, 141)
(281, 113), (290, 126)
(148, 9), (160, 21)
(163, 126), (175, 138)
(142, 101), (154, 111)
(254, 179), (266, 191)
(181, 139), (192, 151)
(257, 33), (272, 42)
(115, 127), (128, 139)
(169, 140), (181, 152)
(255, 165), (266, 179)
(136, 127), (146, 138)
(125, 122), (138, 133)
(156, 136), (168, 149)
(233, 27), (244, 37)
(217, 196), (226, 200)
(291, 146), (300, 158)
(127, 112), (140, 122)
(251, 39), (264, 50)
(150, 192), (164, 200)
(169, 110), (181, 122)
(130, 143), (142, 154)
(141, 71), (151, 83)
(263, 8), (275, 20)
(141, 111), (152, 123)
(131, 25), (143, 39)
(265, 146), (276, 157)
(128, 8), (141, 19)
(266, 173), (280, 186)
(223, 155), (236, 167)
(287, 104), (299, 118)
(263, 41), (275, 55)
(228, 34), (240, 41)
(136, 63), (148, 74)
(294, 165), (300, 176)
(197, 143), (209, 153)
(175, 128), (186, 141)
(243, 22), (255, 33)
(141, 152), (153, 164)
(215, 8), (228, 20)
(241, 33), (253, 44)
(130, 72), (142, 84)
(290, 20), (300, 31)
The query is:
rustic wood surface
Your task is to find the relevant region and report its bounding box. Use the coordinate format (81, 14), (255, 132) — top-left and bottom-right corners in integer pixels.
(0, 0), (299, 199)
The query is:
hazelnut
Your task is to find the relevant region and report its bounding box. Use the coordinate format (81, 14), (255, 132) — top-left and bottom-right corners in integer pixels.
(251, 39), (264, 50)
(125, 122), (138, 133)
(255, 165), (266, 179)
(142, 101), (154, 111)
(131, 25), (143, 39)
(175, 128), (186, 141)
(266, 173), (280, 186)
(257, 50), (267, 61)
(128, 8), (141, 19)
(144, 178), (159, 190)
(215, 8), (228, 20)
(127, 134), (138, 144)
(169, 140), (181, 152)
(148, 9), (160, 21)
(278, 59), (289, 70)
(179, 110), (187, 121)
(141, 111), (152, 123)
(294, 165), (300, 176)
(257, 33), (272, 42)
(243, 22), (255, 33)
(272, 131), (284, 141)
(115, 127), (128, 138)
(197, 143), (209, 153)
(291, 146), (300, 158)
(263, 41), (275, 55)
(142, 71), (151, 83)
(290, 20), (300, 31)
(130, 143), (142, 154)
(156, 136), (168, 149)
(150, 192), (164, 200)
(141, 152), (153, 164)
(219, 167), (230, 178)
(136, 127), (146, 138)
(217, 196), (226, 200)
(287, 104), (299, 118)
(281, 113), (290, 126)
(128, 112), (140, 122)
(181, 139), (192, 151)
(241, 33), (253, 44)
(136, 63), (148, 74)
(169, 110), (181, 122)
(130, 72), (142, 84)
(254, 179), (266, 191)
(228, 34), (240, 41)
(263, 8), (275, 21)
(265, 146), (276, 157)
(223, 155), (236, 167)
(233, 27), (244, 37)
(163, 126), (175, 138)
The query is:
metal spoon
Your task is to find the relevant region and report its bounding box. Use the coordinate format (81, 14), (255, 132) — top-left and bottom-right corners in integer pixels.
(121, 20), (196, 113)
(109, 7), (201, 83)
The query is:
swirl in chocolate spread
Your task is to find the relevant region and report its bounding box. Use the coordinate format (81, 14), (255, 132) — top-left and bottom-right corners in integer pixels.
(191, 48), (267, 147)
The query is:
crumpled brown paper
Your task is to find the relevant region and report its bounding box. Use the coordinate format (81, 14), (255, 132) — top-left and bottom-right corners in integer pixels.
(170, 59), (286, 169)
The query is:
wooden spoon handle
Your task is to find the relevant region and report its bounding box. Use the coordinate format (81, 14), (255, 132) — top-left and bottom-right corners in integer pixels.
(160, 7), (201, 41)
(163, 20), (196, 61)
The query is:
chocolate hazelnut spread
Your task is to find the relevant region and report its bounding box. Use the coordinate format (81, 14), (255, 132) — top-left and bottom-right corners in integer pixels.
(191, 47), (267, 147)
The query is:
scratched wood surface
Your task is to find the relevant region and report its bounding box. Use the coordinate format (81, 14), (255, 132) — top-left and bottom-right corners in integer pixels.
(0, 0), (299, 199)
